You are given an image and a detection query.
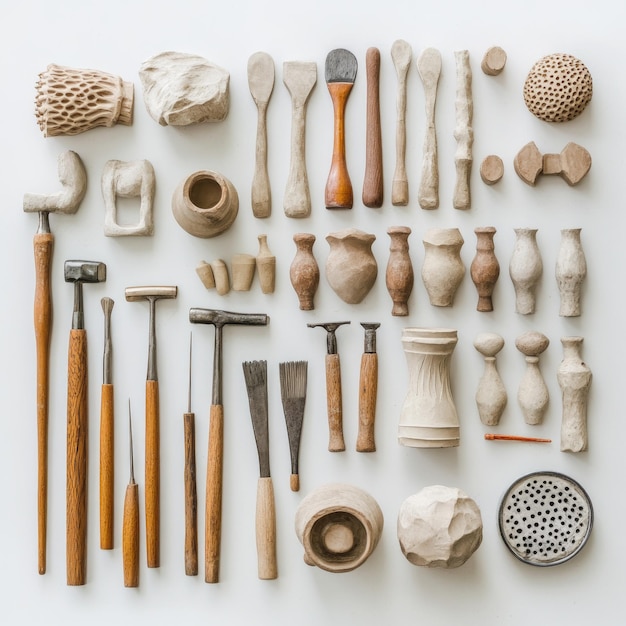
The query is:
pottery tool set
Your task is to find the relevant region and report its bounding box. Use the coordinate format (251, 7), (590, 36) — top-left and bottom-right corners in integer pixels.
(22, 41), (595, 587)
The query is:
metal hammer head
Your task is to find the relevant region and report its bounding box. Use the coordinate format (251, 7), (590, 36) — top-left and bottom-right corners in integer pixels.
(125, 285), (178, 303)
(64, 260), (107, 329)
(307, 321), (350, 354)
(361, 322), (380, 353)
(189, 308), (269, 329)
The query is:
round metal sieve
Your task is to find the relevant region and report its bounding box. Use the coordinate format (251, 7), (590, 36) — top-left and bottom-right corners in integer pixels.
(498, 471), (593, 567)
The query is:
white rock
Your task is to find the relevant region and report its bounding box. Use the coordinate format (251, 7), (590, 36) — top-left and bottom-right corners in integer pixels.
(397, 485), (482, 568)
(139, 51), (230, 126)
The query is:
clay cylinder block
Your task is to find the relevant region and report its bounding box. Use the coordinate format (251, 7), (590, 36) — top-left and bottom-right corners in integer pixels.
(172, 170), (238, 238)
(295, 483), (383, 573)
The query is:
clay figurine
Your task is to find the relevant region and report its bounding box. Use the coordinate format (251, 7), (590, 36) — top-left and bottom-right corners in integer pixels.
(474, 333), (507, 426)
(515, 331), (550, 425)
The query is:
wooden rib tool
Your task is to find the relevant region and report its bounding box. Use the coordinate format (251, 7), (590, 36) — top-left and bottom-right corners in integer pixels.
(324, 48), (357, 209)
(125, 285), (178, 568)
(242, 360), (277, 580)
(122, 400), (139, 588)
(100, 297), (115, 550)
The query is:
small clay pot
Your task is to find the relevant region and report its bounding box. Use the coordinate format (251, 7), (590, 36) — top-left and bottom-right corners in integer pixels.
(295, 483), (384, 573)
(172, 170), (238, 238)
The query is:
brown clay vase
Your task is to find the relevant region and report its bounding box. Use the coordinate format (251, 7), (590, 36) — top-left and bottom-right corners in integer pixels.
(385, 226), (414, 316)
(470, 226), (500, 312)
(290, 233), (319, 310)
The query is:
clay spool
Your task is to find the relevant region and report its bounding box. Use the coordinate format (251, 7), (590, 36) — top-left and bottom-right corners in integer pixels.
(295, 483), (383, 573)
(480, 155), (504, 185)
(481, 47), (507, 75)
(171, 170), (238, 238)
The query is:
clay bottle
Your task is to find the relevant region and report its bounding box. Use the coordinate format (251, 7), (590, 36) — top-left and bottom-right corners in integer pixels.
(473, 332), (507, 426)
(555, 228), (586, 317)
(256, 234), (276, 294)
(515, 331), (549, 425)
(509, 228), (542, 314)
(558, 336), (592, 452)
(385, 226), (413, 316)
(290, 233), (319, 310)
(470, 227), (499, 312)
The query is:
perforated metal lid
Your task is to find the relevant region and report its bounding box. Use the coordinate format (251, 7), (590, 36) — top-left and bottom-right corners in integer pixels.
(498, 471), (593, 567)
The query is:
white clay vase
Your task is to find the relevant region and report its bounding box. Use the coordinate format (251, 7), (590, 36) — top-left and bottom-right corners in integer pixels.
(421, 228), (465, 307)
(171, 170), (239, 238)
(294, 483), (384, 573)
(509, 228), (542, 314)
(399, 328), (460, 448)
(558, 337), (592, 452)
(555, 228), (586, 317)
(473, 332), (507, 426)
(515, 331), (550, 425)
(325, 229), (378, 304)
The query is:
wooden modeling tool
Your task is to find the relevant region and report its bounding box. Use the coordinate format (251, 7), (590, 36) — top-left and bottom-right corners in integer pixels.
(184, 333), (198, 576)
(248, 52), (275, 218)
(485, 433), (551, 443)
(363, 47), (383, 208)
(391, 39), (411, 206)
(123, 400), (139, 588)
(242, 360), (277, 580)
(324, 48), (357, 209)
(100, 296), (115, 550)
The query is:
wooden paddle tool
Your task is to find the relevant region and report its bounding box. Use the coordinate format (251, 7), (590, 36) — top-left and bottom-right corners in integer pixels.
(391, 39), (412, 206)
(324, 48), (357, 209)
(242, 360), (277, 580)
(248, 51), (275, 218)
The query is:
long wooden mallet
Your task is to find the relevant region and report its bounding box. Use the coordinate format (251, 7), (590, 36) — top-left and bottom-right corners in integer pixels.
(125, 285), (178, 569)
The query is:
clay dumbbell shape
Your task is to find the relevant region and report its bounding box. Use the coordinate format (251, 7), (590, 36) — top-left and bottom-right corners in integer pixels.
(474, 333), (507, 426)
(515, 331), (550, 425)
(514, 142), (591, 186)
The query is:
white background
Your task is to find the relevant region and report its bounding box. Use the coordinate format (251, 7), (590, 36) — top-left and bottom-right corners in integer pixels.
(1, 0), (623, 623)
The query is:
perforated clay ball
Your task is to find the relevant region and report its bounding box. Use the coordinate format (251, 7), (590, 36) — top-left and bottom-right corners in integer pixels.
(523, 53), (592, 123)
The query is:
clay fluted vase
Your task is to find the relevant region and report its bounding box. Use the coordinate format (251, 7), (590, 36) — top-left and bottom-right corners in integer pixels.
(421, 228), (465, 307)
(470, 227), (499, 312)
(290, 233), (319, 310)
(555, 228), (586, 317)
(509, 228), (542, 314)
(399, 328), (460, 448)
(558, 337), (592, 452)
(325, 229), (377, 304)
(385, 226), (414, 316)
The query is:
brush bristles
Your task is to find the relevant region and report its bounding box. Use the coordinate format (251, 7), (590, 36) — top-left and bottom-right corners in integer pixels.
(279, 361), (307, 402)
(242, 360), (267, 387)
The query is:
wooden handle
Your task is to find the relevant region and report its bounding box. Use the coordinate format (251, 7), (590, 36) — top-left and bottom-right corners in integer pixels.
(363, 47), (383, 208)
(325, 354), (345, 452)
(284, 101), (311, 217)
(34, 231), (53, 575)
(122, 482), (139, 587)
(205, 403), (224, 583)
(251, 101), (271, 218)
(99, 383), (114, 550)
(357, 353), (378, 452)
(419, 125), (439, 209)
(145, 379), (160, 568)
(325, 82), (353, 209)
(453, 158), (472, 210)
(256, 477), (277, 580)
(184, 412), (198, 576)
(66, 328), (88, 586)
